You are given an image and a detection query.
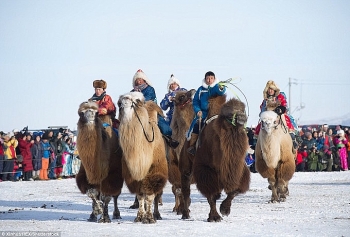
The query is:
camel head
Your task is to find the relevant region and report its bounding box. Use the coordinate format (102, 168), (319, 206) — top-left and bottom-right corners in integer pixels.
(260, 110), (278, 134)
(78, 101), (99, 125)
(118, 92), (145, 122)
(173, 89), (196, 107)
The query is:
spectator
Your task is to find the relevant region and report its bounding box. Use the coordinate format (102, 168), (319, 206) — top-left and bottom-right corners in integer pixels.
(39, 133), (52, 180)
(320, 145), (333, 172)
(62, 137), (74, 178)
(307, 146), (323, 172)
(47, 130), (58, 179)
(296, 146), (305, 172)
(160, 74), (187, 124)
(18, 133), (34, 181)
(0, 132), (5, 181)
(31, 134), (43, 180)
(2, 132), (17, 181)
(333, 130), (348, 171)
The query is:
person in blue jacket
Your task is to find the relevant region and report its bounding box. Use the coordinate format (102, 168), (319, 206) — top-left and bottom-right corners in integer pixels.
(160, 74), (187, 124)
(187, 71), (226, 155)
(131, 69), (179, 149)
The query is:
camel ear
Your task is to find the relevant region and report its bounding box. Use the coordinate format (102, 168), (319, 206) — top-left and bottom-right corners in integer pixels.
(135, 99), (143, 107)
(188, 89), (196, 98)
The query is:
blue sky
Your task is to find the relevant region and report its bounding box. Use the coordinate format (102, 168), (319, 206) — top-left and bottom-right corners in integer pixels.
(1, 0), (350, 132)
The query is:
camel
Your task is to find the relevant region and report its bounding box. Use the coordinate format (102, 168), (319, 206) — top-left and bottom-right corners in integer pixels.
(117, 91), (168, 224)
(75, 101), (124, 223)
(255, 99), (296, 203)
(192, 96), (250, 222)
(167, 89), (196, 214)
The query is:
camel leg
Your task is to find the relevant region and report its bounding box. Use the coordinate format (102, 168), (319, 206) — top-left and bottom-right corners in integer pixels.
(98, 195), (111, 223)
(268, 176), (279, 203)
(129, 195), (139, 209)
(134, 194), (146, 223)
(153, 192), (162, 220)
(112, 195), (122, 219)
(172, 186), (183, 215)
(143, 194), (156, 224)
(87, 188), (103, 222)
(207, 195), (222, 222)
(180, 172), (192, 219)
(220, 191), (239, 216)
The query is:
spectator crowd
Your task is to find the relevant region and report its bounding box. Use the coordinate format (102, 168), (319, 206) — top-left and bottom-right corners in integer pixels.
(0, 127), (80, 182)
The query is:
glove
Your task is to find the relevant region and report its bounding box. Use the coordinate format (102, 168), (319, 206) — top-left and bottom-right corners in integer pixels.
(274, 105), (286, 115)
(197, 111), (202, 118)
(99, 108), (107, 115)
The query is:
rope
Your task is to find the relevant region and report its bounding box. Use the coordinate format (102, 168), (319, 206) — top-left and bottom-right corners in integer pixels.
(218, 77), (250, 124)
(132, 102), (154, 143)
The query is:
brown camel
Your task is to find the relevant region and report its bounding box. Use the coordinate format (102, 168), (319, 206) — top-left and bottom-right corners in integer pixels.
(255, 99), (296, 202)
(192, 96), (250, 222)
(75, 101), (123, 223)
(117, 91), (168, 224)
(167, 89), (196, 214)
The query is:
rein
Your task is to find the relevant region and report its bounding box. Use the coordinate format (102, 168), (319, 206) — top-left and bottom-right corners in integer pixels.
(177, 98), (192, 108)
(132, 101), (155, 143)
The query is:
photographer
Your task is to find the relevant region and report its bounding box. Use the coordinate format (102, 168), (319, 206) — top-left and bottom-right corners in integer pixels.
(307, 145), (324, 172)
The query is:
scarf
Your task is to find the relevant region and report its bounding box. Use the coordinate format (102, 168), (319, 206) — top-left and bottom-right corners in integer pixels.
(91, 91), (106, 102)
(133, 83), (148, 92)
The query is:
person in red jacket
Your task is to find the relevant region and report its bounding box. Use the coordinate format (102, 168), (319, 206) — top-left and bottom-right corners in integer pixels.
(18, 133), (34, 181)
(90, 79), (119, 129)
(255, 80), (299, 149)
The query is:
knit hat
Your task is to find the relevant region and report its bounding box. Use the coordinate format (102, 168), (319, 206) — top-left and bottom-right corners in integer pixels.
(133, 69), (152, 86)
(93, 79), (107, 89)
(167, 74), (180, 92)
(263, 80), (280, 100)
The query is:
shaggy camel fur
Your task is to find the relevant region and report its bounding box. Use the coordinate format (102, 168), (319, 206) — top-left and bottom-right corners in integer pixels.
(75, 101), (123, 223)
(167, 89), (196, 214)
(255, 99), (295, 203)
(118, 92), (168, 224)
(193, 96), (250, 222)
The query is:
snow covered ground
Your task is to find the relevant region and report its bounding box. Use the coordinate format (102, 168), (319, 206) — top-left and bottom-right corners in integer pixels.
(0, 172), (349, 237)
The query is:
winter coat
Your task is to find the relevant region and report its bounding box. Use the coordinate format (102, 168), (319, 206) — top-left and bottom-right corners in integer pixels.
(41, 141), (52, 159)
(307, 151), (322, 171)
(31, 141), (44, 171)
(91, 93), (116, 118)
(3, 138), (17, 160)
(132, 85), (157, 102)
(160, 87), (187, 123)
(18, 139), (33, 172)
(193, 79), (226, 121)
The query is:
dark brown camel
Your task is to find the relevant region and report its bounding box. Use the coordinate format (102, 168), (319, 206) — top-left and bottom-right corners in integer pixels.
(75, 101), (123, 223)
(193, 96), (251, 222)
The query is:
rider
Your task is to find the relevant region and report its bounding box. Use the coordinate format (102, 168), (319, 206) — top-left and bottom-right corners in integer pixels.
(187, 71), (226, 155)
(160, 74), (187, 125)
(91, 79), (118, 128)
(254, 80), (299, 149)
(131, 69), (179, 149)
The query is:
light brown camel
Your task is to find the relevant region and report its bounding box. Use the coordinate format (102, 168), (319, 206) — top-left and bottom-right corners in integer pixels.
(168, 89), (196, 214)
(75, 101), (123, 223)
(117, 91), (168, 224)
(255, 99), (296, 202)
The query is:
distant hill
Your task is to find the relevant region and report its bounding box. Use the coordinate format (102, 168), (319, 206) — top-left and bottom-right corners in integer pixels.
(299, 112), (350, 127)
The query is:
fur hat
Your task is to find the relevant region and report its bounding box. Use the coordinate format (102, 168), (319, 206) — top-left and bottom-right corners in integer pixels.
(263, 80), (280, 100)
(93, 79), (107, 89)
(337, 129), (344, 136)
(133, 69), (152, 86)
(167, 74), (180, 92)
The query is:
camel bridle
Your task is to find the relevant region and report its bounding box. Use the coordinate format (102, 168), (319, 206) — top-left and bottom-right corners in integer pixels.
(131, 101), (155, 143)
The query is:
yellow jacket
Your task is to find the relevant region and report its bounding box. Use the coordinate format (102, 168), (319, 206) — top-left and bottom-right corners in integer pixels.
(3, 137), (18, 159)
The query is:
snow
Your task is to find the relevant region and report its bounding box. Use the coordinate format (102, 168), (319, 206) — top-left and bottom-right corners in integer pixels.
(0, 172), (349, 237)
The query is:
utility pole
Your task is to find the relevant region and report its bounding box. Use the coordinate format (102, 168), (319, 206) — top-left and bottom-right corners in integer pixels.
(289, 78), (298, 114)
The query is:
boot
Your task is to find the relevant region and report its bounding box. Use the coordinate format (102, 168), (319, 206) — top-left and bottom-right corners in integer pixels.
(163, 135), (179, 149)
(187, 134), (199, 156)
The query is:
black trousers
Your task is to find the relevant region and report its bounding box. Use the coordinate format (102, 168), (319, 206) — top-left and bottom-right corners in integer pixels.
(2, 159), (14, 181)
